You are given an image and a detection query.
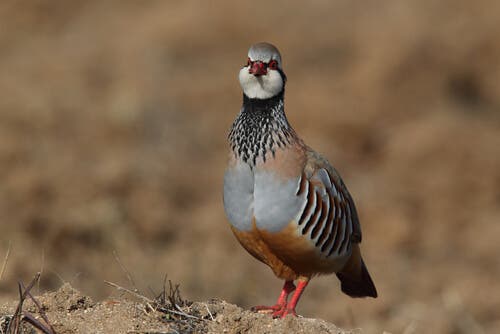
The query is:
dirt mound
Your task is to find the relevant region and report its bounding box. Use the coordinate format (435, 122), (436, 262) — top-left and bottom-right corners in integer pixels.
(0, 283), (351, 334)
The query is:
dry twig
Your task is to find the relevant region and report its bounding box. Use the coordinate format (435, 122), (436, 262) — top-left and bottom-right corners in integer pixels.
(4, 272), (57, 334)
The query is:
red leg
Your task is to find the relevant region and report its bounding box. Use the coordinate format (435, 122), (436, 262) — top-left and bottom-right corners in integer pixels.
(274, 277), (309, 318)
(251, 280), (296, 314)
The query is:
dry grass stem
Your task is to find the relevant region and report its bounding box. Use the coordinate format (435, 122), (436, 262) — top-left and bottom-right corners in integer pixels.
(204, 304), (214, 321)
(4, 272), (57, 334)
(104, 278), (210, 334)
(0, 242), (11, 282)
(104, 280), (153, 304)
(112, 251), (138, 292)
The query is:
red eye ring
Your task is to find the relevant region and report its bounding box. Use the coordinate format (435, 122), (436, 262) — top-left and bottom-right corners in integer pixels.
(268, 59), (278, 70)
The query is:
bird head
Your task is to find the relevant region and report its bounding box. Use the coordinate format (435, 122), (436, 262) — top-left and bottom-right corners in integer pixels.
(239, 42), (286, 99)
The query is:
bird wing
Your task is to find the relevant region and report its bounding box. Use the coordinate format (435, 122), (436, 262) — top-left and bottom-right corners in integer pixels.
(294, 149), (362, 259)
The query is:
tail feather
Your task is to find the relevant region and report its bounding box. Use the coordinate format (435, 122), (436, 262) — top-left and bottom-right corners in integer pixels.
(336, 245), (377, 298)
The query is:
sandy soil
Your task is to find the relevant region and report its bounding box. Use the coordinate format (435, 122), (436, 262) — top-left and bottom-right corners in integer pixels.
(1, 0), (500, 333)
(0, 283), (351, 334)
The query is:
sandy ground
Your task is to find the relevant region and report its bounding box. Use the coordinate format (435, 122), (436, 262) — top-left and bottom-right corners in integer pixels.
(0, 283), (351, 334)
(1, 0), (500, 333)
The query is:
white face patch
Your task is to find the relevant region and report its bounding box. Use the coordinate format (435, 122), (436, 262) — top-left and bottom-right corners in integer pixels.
(239, 67), (284, 99)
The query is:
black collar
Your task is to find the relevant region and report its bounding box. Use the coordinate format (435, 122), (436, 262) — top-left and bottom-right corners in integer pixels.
(242, 89), (284, 112)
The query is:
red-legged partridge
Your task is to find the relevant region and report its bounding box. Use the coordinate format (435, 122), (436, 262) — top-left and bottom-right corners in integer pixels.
(223, 42), (377, 318)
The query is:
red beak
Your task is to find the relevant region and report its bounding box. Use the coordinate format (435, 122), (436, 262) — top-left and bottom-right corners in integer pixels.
(249, 61), (267, 76)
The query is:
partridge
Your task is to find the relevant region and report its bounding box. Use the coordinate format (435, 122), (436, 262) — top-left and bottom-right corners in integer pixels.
(223, 42), (377, 318)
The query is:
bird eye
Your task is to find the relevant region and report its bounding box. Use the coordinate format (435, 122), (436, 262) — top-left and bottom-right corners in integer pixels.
(246, 58), (251, 66)
(268, 60), (278, 70)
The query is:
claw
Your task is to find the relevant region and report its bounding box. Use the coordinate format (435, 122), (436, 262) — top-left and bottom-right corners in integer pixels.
(272, 307), (297, 318)
(251, 304), (284, 314)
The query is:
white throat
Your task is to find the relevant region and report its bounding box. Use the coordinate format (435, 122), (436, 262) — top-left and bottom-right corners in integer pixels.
(239, 68), (283, 99)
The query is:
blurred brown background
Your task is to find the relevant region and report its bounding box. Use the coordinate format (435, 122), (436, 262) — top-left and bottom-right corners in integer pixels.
(1, 0), (499, 333)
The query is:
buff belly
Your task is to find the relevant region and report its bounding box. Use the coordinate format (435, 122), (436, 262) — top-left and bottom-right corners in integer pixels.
(230, 219), (350, 280)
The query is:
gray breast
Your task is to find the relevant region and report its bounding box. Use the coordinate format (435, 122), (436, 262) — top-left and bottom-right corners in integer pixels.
(253, 170), (305, 233)
(223, 161), (255, 231)
(223, 162), (306, 233)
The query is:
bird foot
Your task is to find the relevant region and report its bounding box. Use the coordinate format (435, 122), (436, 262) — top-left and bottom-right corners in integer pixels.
(250, 279), (304, 318)
(251, 303), (285, 314)
(271, 307), (297, 318)
(251, 304), (297, 318)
